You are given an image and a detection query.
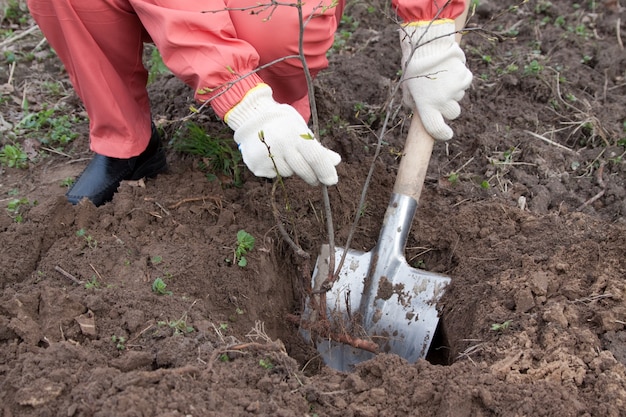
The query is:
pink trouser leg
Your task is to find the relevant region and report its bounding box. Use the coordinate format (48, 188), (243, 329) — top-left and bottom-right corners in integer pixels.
(226, 0), (345, 121)
(27, 0), (152, 158)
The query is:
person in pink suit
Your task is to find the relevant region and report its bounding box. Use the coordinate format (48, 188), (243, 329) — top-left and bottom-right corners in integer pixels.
(27, 0), (472, 206)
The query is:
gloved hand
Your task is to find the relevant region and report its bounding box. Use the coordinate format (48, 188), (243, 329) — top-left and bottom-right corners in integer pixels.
(400, 20), (473, 140)
(225, 84), (341, 186)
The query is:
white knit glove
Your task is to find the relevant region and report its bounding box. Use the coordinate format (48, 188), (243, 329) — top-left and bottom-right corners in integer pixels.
(400, 20), (473, 140)
(225, 84), (341, 186)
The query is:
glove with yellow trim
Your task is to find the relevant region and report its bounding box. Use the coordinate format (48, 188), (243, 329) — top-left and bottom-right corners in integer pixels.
(400, 19), (473, 140)
(225, 84), (341, 186)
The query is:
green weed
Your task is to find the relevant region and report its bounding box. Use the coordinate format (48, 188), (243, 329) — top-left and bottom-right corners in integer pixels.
(554, 15), (566, 27)
(234, 229), (255, 267)
(228, 307), (245, 323)
(41, 81), (63, 96)
(447, 172), (460, 185)
(523, 59), (544, 76)
(491, 320), (512, 332)
(76, 228), (98, 249)
(173, 122), (243, 187)
(60, 177), (75, 188)
(6, 197), (31, 223)
(151, 277), (172, 296)
(84, 276), (100, 290)
(331, 14), (359, 53)
(2, 0), (29, 24)
(157, 316), (194, 335)
(413, 259), (426, 269)
(111, 335), (127, 350)
(146, 46), (170, 84)
(16, 107), (81, 147)
(0, 144), (28, 168)
(259, 358), (274, 370)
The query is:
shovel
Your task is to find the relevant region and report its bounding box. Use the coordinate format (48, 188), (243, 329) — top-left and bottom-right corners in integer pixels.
(300, 114), (451, 372)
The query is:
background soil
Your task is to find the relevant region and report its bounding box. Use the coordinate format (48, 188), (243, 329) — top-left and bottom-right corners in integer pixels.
(1, 1), (626, 416)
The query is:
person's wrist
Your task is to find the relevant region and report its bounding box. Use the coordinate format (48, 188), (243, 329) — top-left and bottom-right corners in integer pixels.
(224, 83), (276, 132)
(401, 19), (456, 58)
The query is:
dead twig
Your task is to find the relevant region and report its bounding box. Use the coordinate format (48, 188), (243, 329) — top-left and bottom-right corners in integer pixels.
(54, 265), (83, 285)
(168, 195), (222, 210)
(40, 146), (72, 158)
(153, 201), (171, 216)
(617, 18), (623, 50)
(269, 180), (310, 260)
(0, 25), (40, 49)
(524, 130), (577, 154)
(570, 293), (614, 304)
(577, 162), (606, 211)
(456, 340), (484, 365)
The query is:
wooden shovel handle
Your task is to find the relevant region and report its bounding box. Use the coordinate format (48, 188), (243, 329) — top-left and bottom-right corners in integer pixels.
(393, 115), (435, 203)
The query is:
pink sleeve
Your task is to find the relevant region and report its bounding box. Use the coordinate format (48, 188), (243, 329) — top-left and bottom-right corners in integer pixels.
(136, 2), (263, 119)
(391, 0), (467, 22)
(171, 0), (342, 119)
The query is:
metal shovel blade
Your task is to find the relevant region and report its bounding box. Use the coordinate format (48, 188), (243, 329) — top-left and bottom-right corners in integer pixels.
(300, 194), (451, 372)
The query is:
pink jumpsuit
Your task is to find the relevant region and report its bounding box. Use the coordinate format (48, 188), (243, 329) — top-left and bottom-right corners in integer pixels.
(27, 0), (466, 158)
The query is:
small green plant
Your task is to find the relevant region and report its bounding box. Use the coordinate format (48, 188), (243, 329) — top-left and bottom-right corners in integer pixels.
(491, 320), (512, 332)
(331, 14), (359, 52)
(76, 228), (98, 249)
(6, 197), (30, 222)
(447, 172), (460, 185)
(111, 335), (127, 350)
(573, 24), (589, 39)
(554, 15), (566, 27)
(523, 59), (544, 76)
(534, 0), (552, 14)
(413, 259), (426, 269)
(84, 276), (100, 290)
(229, 307), (245, 322)
(146, 46), (171, 84)
(219, 323), (229, 331)
(60, 177), (75, 188)
(151, 277), (172, 296)
(480, 180), (491, 189)
(2, 0), (29, 24)
(234, 229), (255, 267)
(42, 81), (63, 96)
(16, 107), (81, 146)
(219, 353), (230, 362)
(489, 147), (518, 167)
(0, 144), (28, 168)
(173, 122), (243, 186)
(157, 317), (194, 335)
(150, 255), (163, 265)
(259, 358), (274, 370)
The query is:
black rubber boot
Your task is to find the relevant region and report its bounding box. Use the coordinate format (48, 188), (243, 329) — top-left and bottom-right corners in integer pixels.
(66, 124), (167, 206)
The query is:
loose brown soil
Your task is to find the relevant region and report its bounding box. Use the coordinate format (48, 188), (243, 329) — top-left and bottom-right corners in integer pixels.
(1, 1), (626, 416)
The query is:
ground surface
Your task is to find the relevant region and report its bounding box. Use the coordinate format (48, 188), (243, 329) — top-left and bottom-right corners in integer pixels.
(1, 1), (626, 416)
